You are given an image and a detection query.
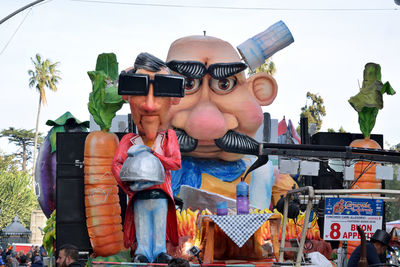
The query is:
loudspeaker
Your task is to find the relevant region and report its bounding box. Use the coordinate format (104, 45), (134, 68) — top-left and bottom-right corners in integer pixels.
(311, 132), (383, 148)
(310, 132), (384, 190)
(56, 132), (91, 253)
(312, 162), (343, 190)
(56, 132), (128, 254)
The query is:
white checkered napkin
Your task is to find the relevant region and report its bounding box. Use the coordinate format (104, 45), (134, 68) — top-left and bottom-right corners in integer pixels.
(208, 213), (273, 248)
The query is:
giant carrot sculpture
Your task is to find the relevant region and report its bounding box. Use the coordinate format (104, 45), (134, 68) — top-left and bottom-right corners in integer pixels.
(84, 53), (125, 256)
(348, 62), (396, 191)
(347, 63), (395, 255)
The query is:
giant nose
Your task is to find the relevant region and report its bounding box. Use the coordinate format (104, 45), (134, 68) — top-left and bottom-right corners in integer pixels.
(185, 101), (228, 140)
(140, 87), (158, 113)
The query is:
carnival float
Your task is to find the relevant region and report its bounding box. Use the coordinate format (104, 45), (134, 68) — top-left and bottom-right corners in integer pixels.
(35, 21), (400, 266)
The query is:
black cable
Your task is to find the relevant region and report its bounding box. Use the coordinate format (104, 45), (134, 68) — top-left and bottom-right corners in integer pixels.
(0, 9), (31, 55)
(196, 254), (203, 267)
(0, 0), (53, 55)
(0, 0), (44, 25)
(349, 161), (375, 188)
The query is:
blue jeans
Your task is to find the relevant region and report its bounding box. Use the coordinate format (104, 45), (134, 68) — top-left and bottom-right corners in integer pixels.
(133, 197), (168, 262)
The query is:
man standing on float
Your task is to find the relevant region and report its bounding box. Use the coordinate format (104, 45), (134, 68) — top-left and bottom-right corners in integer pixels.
(112, 52), (183, 264)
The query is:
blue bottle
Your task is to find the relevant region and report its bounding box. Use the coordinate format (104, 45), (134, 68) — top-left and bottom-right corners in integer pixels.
(216, 201), (228, 216)
(236, 181), (249, 215)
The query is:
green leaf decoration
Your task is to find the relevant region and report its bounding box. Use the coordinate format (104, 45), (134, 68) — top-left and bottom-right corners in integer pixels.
(45, 111), (89, 152)
(358, 107), (379, 138)
(88, 53), (125, 131)
(381, 81), (396, 95)
(95, 53), (119, 81)
(88, 70), (124, 131)
(43, 210), (56, 257)
(48, 126), (65, 153)
(46, 111), (90, 128)
(105, 85), (124, 104)
(348, 63), (396, 138)
(86, 250), (131, 266)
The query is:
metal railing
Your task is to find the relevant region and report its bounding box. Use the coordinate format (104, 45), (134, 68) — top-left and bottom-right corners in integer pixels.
(276, 186), (400, 267)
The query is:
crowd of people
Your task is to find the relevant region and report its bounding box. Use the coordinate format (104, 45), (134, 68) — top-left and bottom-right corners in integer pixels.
(0, 244), (47, 267)
(0, 243), (191, 267)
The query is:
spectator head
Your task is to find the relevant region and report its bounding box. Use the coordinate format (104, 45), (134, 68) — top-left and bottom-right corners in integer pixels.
(34, 256), (41, 263)
(56, 244), (79, 267)
(19, 255), (27, 264)
(370, 229), (394, 255)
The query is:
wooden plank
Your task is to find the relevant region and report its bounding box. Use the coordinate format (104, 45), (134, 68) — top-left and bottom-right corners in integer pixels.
(268, 214), (281, 260)
(203, 217), (215, 264)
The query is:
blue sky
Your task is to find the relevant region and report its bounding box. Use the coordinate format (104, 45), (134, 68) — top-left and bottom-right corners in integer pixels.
(1, 0), (399, 154)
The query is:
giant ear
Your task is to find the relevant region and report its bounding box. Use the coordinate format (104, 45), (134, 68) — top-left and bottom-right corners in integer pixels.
(246, 72), (278, 106)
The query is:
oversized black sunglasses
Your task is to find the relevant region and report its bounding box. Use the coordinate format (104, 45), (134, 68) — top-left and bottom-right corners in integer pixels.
(118, 71), (185, 97)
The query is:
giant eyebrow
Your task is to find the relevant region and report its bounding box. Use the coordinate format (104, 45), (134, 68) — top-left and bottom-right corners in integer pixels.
(166, 60), (207, 79)
(207, 62), (247, 79)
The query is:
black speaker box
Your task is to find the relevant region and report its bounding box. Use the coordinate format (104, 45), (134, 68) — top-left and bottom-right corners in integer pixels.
(311, 132), (384, 148)
(56, 132), (128, 254)
(56, 132), (91, 253)
(310, 131), (384, 190)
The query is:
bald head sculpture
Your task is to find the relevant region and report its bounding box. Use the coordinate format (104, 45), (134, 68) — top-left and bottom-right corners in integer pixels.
(166, 35), (277, 161)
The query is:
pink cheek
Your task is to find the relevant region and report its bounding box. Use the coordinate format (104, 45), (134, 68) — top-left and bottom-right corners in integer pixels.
(238, 104), (263, 130)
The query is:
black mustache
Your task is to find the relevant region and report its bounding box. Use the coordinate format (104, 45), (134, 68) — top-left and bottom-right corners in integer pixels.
(174, 128), (259, 155)
(214, 130), (259, 155)
(175, 129), (269, 181)
(174, 128), (198, 152)
(215, 130), (269, 181)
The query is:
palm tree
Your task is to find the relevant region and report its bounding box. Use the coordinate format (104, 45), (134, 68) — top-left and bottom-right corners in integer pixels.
(28, 53), (61, 175)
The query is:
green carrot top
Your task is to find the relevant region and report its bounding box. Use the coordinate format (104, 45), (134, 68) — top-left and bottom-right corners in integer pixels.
(348, 63), (395, 138)
(87, 53), (125, 131)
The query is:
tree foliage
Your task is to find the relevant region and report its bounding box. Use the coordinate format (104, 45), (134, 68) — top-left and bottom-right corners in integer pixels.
(0, 154), (38, 229)
(0, 127), (43, 171)
(327, 126), (346, 133)
(28, 54), (61, 175)
(300, 92), (326, 132)
(385, 178), (400, 222)
(382, 142), (399, 221)
(391, 143), (400, 151)
(248, 58), (276, 76)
